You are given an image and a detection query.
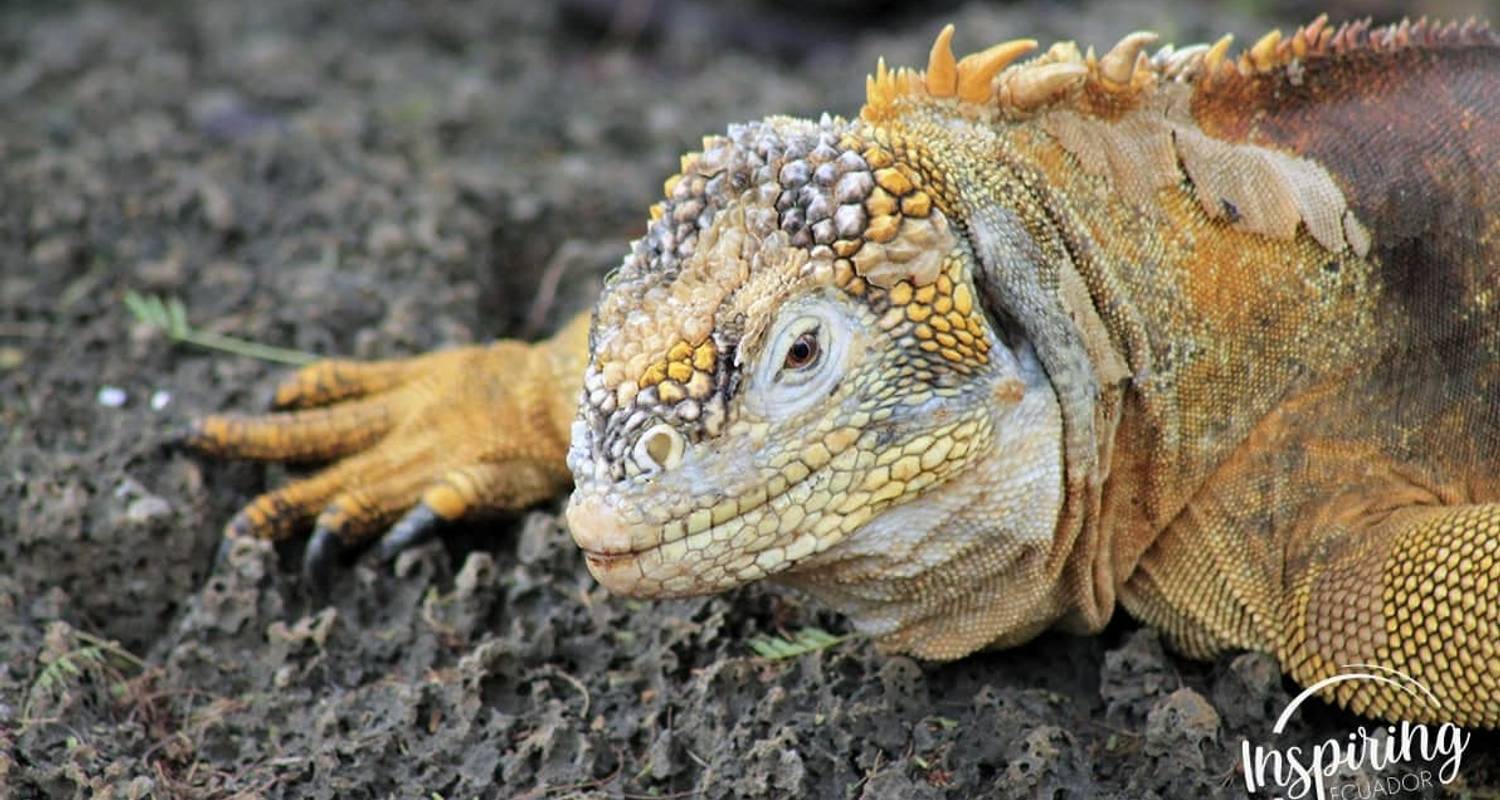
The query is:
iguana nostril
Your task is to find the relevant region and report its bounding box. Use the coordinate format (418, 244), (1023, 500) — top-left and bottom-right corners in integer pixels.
(638, 424), (684, 471)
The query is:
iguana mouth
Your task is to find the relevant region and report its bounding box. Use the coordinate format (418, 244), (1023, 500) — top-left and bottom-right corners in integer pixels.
(566, 456), (860, 596)
(567, 469), (805, 555)
(567, 403), (991, 597)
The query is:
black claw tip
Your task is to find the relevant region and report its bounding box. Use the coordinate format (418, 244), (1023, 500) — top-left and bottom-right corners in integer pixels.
(376, 504), (442, 562)
(160, 427), (187, 450)
(264, 386), (290, 412)
(161, 422), (200, 451)
(226, 512), (255, 540)
(303, 527), (343, 592)
(213, 536), (237, 571)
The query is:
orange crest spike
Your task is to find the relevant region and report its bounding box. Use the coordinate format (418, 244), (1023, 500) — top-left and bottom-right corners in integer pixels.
(1202, 34), (1234, 82)
(1249, 28), (1283, 71)
(926, 24), (958, 97)
(956, 39), (1038, 103)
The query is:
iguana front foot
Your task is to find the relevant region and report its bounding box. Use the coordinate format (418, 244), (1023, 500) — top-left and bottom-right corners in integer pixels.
(186, 312), (591, 582)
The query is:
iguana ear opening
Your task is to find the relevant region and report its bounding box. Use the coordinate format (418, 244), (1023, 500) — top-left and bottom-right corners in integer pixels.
(970, 278), (1030, 355)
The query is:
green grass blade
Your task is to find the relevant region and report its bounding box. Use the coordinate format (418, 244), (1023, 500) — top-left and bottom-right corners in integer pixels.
(124, 291), (318, 366)
(746, 627), (849, 660)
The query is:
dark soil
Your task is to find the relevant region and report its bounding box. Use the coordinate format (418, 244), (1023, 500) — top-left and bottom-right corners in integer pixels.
(3, 1), (1496, 797)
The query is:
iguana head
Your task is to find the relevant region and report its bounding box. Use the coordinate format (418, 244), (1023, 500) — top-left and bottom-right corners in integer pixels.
(560, 23), (1194, 656)
(563, 95), (1068, 654)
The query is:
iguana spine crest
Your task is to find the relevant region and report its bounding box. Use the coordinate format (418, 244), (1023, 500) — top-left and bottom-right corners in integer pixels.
(861, 14), (1497, 123)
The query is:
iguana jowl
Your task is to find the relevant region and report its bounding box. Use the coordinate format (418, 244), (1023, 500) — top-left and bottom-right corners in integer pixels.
(188, 17), (1500, 727)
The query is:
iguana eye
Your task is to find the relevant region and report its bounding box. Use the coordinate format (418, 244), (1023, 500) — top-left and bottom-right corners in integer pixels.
(783, 330), (820, 370)
(747, 301), (851, 420)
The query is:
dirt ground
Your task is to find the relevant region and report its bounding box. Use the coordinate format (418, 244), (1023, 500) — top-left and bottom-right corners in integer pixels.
(3, 1), (1497, 797)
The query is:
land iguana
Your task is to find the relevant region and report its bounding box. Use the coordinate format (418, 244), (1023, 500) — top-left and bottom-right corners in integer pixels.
(185, 17), (1500, 727)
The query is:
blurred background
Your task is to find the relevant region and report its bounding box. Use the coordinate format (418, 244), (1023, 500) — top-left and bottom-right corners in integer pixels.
(3, 1), (1496, 797)
(6, 0), (1493, 350)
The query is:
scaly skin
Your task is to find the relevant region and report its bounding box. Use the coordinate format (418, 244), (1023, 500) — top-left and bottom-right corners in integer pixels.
(191, 17), (1499, 726)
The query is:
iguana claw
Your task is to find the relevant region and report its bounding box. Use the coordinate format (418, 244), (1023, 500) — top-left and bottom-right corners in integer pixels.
(302, 527), (342, 592)
(376, 504), (442, 562)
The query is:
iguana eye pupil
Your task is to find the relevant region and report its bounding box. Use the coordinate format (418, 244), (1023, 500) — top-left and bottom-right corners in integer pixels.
(784, 332), (820, 370)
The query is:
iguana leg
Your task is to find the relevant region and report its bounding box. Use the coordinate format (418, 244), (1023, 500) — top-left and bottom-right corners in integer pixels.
(1128, 499), (1500, 727)
(187, 311), (592, 581)
(1281, 504), (1500, 727)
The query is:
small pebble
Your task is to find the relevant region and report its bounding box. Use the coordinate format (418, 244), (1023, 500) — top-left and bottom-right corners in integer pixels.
(199, 180), (236, 231)
(126, 495), (173, 524)
(97, 386), (128, 407)
(367, 221), (407, 258)
(150, 389), (172, 411)
(114, 477), (148, 499)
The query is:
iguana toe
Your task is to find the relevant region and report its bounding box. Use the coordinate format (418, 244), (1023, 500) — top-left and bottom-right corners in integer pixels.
(271, 357), (414, 410)
(186, 400), (393, 462)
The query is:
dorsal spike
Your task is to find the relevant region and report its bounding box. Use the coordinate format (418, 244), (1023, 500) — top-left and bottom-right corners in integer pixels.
(864, 15), (1495, 124)
(1099, 31), (1159, 85)
(926, 24), (959, 97)
(956, 39), (1038, 103)
(1163, 43), (1209, 79)
(1202, 34), (1234, 82)
(1290, 23), (1309, 58)
(1249, 28), (1283, 71)
(1048, 40), (1084, 64)
(1305, 12), (1330, 43)
(1000, 62), (1088, 111)
(1393, 16), (1413, 47)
